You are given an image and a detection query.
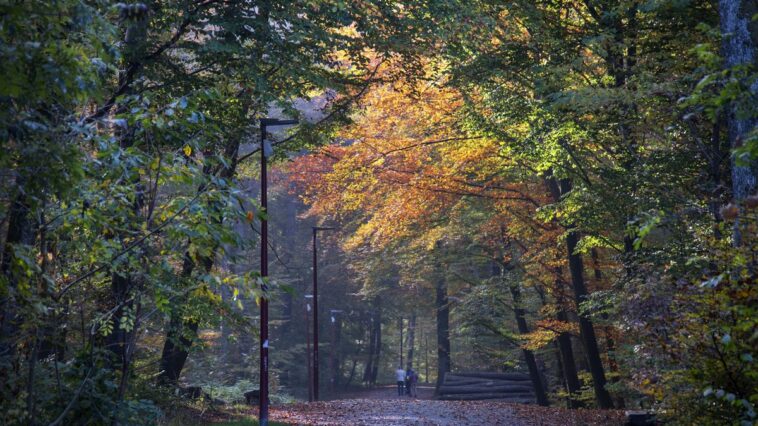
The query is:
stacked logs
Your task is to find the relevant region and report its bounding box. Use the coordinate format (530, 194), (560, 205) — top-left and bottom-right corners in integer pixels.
(437, 372), (535, 403)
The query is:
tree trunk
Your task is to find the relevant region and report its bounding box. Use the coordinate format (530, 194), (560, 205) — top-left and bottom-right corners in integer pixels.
(546, 176), (614, 409)
(328, 310), (342, 391)
(362, 313), (375, 384)
(556, 308), (583, 408)
(424, 329), (430, 383)
(435, 270), (450, 392)
(345, 358), (357, 386)
(720, 0), (758, 243)
(406, 313), (416, 370)
(0, 192), (34, 397)
(399, 317), (403, 368)
(370, 304), (381, 385)
(156, 135), (241, 385)
(506, 276), (550, 406)
(157, 253), (201, 385)
(564, 228), (614, 408)
(105, 9), (150, 378)
(591, 249), (624, 409)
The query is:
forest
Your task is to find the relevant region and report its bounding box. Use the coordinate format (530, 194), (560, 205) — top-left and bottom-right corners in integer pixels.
(0, 0), (756, 425)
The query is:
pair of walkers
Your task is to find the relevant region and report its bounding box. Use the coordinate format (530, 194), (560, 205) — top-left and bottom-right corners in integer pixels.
(395, 366), (418, 397)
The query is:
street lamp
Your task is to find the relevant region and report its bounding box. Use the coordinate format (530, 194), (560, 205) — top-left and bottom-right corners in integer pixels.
(304, 294), (314, 402)
(312, 226), (335, 401)
(259, 117), (297, 426)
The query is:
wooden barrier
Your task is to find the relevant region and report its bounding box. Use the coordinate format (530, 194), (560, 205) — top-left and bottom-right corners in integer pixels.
(436, 372), (535, 403)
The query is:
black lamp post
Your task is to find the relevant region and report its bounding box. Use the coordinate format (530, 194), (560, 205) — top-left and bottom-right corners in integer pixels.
(305, 294), (314, 402)
(312, 226), (335, 401)
(259, 118), (297, 426)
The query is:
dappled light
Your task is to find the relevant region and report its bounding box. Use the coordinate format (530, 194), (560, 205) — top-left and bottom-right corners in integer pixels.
(1, 1), (756, 425)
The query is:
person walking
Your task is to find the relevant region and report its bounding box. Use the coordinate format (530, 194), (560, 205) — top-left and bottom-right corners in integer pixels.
(395, 366), (406, 396)
(410, 369), (418, 398)
(405, 368), (412, 396)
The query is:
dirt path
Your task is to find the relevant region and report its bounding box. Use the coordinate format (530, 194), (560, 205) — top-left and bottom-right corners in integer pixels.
(206, 386), (626, 426)
(265, 398), (626, 426)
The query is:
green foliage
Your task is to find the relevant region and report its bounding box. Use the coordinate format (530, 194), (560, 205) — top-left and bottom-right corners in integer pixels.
(1, 0), (435, 423)
(2, 0), (757, 424)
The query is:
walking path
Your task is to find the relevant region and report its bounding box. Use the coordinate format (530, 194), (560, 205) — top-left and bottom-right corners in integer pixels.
(233, 386), (627, 425)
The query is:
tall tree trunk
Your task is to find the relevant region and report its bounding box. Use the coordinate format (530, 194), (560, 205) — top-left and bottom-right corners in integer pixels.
(551, 264), (583, 408)
(435, 270), (450, 392)
(556, 307), (583, 408)
(345, 358), (357, 386)
(564, 228), (614, 408)
(495, 262), (549, 406)
(329, 311), (342, 391)
(424, 330), (430, 383)
(157, 252), (202, 384)
(591, 249), (625, 408)
(156, 136), (241, 385)
(370, 303), (382, 385)
(406, 312), (416, 370)
(0, 192), (34, 397)
(507, 281), (549, 406)
(105, 9), (149, 380)
(399, 317), (403, 368)
(362, 314), (375, 384)
(546, 176), (614, 408)
(720, 0), (758, 243)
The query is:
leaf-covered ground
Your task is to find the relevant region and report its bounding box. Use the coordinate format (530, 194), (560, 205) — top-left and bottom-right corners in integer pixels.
(191, 386), (626, 425)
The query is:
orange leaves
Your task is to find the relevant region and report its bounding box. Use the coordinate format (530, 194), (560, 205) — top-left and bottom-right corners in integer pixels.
(520, 319), (579, 351)
(287, 64), (551, 262)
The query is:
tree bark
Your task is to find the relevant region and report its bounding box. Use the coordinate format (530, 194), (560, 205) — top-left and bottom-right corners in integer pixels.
(158, 253), (200, 384)
(591, 249), (625, 409)
(345, 358), (357, 386)
(362, 312), (375, 384)
(506, 276), (550, 406)
(0, 192), (34, 398)
(399, 317), (403, 368)
(105, 9), (149, 378)
(370, 302), (381, 385)
(721, 0), (758, 198)
(546, 176), (614, 408)
(424, 329), (430, 383)
(332, 312), (342, 388)
(556, 307), (583, 407)
(156, 135), (241, 385)
(435, 269), (450, 392)
(720, 0), (758, 243)
(564, 230), (614, 408)
(406, 312), (416, 370)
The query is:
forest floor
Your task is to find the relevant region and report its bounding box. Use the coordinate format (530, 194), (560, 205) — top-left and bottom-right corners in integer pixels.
(182, 385), (627, 426)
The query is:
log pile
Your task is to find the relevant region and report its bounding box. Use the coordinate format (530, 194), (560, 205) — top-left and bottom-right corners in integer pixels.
(436, 372), (535, 403)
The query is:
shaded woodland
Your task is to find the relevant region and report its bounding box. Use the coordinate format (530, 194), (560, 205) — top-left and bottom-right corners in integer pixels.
(1, 1), (756, 425)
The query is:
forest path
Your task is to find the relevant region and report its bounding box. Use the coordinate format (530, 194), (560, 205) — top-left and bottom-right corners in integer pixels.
(235, 386), (627, 425)
(263, 397), (626, 425)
